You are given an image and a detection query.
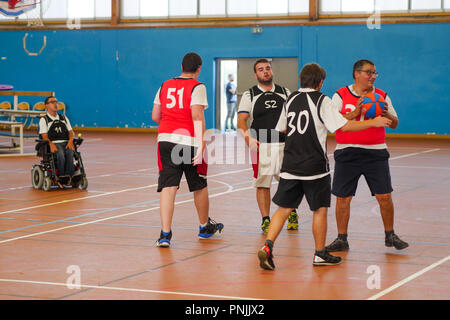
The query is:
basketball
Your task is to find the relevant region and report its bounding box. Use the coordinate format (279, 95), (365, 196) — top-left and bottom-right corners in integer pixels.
(361, 92), (386, 118)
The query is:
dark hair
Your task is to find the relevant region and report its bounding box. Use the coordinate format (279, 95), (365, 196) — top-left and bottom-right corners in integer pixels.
(253, 58), (271, 73)
(300, 63), (326, 89)
(44, 96), (55, 104)
(182, 52), (202, 73)
(353, 59), (375, 79)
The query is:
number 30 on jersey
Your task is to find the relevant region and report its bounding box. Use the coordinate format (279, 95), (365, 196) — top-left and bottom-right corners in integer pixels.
(287, 111), (309, 136)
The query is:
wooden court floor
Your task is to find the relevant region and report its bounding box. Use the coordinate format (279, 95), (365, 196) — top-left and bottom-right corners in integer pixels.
(0, 132), (449, 300)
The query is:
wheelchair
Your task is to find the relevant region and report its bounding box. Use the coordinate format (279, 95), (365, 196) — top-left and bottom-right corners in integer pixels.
(31, 137), (88, 191)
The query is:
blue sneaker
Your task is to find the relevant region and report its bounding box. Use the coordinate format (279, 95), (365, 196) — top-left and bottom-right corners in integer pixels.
(198, 218), (224, 239)
(157, 230), (172, 247)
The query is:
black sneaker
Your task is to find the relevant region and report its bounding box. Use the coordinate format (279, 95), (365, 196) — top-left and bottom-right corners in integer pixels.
(385, 233), (409, 250)
(258, 243), (275, 270)
(325, 237), (349, 252)
(198, 218), (224, 239)
(157, 230), (172, 247)
(313, 251), (342, 266)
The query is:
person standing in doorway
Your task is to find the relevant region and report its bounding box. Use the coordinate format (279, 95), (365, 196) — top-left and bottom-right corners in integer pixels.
(225, 73), (237, 130)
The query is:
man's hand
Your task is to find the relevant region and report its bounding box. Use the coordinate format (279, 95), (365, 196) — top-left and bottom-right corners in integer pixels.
(344, 97), (362, 120)
(372, 116), (392, 127)
(192, 143), (205, 166)
(49, 142), (58, 153)
(66, 140), (75, 151)
(247, 136), (260, 151)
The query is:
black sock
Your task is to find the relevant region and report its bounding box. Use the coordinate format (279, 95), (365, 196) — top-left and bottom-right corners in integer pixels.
(262, 216), (270, 223)
(385, 230), (394, 238)
(265, 239), (274, 249)
(315, 248), (326, 256)
(338, 233), (348, 241)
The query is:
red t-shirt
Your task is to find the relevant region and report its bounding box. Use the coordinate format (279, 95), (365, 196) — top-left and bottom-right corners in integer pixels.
(335, 86), (387, 145)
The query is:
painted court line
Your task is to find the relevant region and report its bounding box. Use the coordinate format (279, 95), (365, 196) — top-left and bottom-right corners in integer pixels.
(367, 255), (450, 300)
(1, 148), (439, 216)
(0, 168), (252, 216)
(0, 185), (254, 244)
(0, 278), (260, 300)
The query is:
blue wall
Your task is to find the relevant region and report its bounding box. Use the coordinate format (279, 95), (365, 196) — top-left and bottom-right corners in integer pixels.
(1, 22), (449, 134)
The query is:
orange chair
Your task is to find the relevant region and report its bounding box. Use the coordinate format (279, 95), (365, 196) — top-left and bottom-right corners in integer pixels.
(0, 101), (12, 121)
(27, 102), (46, 128)
(33, 102), (46, 111)
(15, 102), (31, 127)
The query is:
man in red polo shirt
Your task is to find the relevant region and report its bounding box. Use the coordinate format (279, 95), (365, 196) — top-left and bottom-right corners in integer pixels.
(326, 59), (408, 252)
(152, 52), (224, 247)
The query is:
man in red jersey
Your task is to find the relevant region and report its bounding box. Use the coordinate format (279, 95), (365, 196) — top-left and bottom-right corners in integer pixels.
(325, 59), (408, 252)
(152, 52), (224, 247)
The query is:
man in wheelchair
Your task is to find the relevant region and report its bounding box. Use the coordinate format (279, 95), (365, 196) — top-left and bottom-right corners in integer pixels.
(32, 96), (87, 191)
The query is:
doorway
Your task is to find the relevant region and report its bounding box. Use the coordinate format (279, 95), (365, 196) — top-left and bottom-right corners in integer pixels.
(216, 57), (299, 132)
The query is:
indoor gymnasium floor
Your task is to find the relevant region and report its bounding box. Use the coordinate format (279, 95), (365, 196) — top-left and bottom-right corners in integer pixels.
(0, 132), (449, 300)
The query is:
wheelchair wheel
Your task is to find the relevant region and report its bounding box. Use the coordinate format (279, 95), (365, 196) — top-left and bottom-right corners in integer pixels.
(43, 177), (52, 191)
(31, 166), (44, 189)
(80, 176), (88, 190)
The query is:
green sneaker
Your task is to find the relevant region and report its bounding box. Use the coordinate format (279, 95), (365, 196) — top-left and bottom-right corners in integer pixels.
(261, 218), (270, 234)
(287, 210), (299, 230)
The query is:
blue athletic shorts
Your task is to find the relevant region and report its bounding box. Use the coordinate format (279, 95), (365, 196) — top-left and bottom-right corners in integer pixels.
(332, 147), (393, 197)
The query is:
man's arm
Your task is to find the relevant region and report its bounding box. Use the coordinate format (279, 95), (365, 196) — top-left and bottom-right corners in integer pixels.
(382, 109), (398, 129)
(41, 133), (57, 153)
(340, 116), (392, 132)
(382, 96), (398, 129)
(66, 130), (74, 150)
(152, 103), (161, 124)
(237, 112), (259, 150)
(236, 91), (259, 150)
(191, 104), (206, 165)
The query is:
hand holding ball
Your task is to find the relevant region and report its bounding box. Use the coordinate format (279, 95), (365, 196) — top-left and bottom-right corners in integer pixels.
(361, 92), (386, 118)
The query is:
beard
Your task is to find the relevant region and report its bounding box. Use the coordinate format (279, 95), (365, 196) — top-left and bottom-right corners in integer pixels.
(257, 75), (273, 86)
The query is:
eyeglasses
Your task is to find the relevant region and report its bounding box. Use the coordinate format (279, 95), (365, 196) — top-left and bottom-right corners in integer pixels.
(357, 69), (379, 77)
(47, 100), (58, 104)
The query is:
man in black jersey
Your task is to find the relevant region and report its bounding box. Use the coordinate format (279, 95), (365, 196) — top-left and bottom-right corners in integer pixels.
(237, 58), (298, 234)
(38, 96), (75, 188)
(257, 63), (392, 269)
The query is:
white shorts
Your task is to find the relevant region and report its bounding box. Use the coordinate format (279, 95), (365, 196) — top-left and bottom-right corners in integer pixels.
(252, 142), (285, 188)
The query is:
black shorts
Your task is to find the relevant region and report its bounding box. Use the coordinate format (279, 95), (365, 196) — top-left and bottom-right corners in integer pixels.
(272, 175), (331, 211)
(157, 141), (207, 192)
(332, 147), (393, 197)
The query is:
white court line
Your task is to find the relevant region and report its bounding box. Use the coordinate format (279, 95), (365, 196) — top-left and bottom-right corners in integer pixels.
(0, 148), (440, 215)
(367, 255), (450, 300)
(0, 278), (261, 300)
(0, 184), (254, 244)
(0, 167), (158, 193)
(0, 168), (252, 216)
(389, 148), (440, 160)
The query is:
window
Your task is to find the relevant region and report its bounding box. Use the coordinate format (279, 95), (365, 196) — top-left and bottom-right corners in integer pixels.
(200, 0), (226, 16)
(289, 0), (309, 14)
(68, 0), (95, 19)
(258, 0), (288, 15)
(141, 0), (168, 18)
(411, 0), (441, 11)
(341, 0), (374, 13)
(375, 0), (408, 12)
(320, 0), (448, 13)
(228, 0), (257, 16)
(121, 0), (309, 19)
(169, 0), (197, 17)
